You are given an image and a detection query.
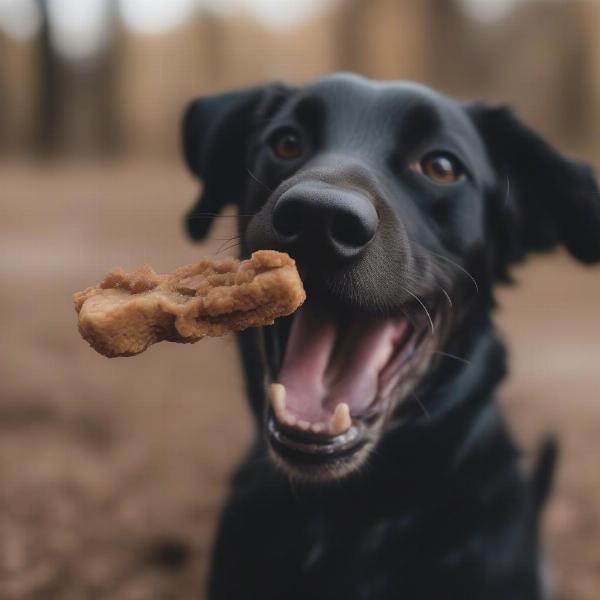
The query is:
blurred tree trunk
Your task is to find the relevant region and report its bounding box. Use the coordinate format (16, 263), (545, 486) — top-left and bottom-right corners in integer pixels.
(555, 4), (593, 145)
(201, 11), (226, 89)
(335, 0), (454, 82)
(0, 37), (5, 152)
(35, 0), (61, 155)
(34, 0), (120, 157)
(336, 0), (365, 72)
(88, 0), (121, 155)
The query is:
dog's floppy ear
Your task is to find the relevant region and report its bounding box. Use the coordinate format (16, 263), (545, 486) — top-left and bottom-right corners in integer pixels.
(182, 83), (291, 240)
(468, 104), (600, 272)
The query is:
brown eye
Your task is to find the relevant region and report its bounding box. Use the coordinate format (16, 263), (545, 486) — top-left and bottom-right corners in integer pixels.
(418, 153), (464, 184)
(271, 129), (304, 160)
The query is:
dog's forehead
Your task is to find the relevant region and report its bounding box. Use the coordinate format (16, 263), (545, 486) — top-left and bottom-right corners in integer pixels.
(305, 73), (442, 109)
(280, 75), (486, 161)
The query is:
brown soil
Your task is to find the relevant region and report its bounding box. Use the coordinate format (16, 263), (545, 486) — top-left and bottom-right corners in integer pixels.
(1, 161), (598, 599)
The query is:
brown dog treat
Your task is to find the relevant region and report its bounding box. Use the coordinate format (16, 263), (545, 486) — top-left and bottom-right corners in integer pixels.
(74, 250), (305, 358)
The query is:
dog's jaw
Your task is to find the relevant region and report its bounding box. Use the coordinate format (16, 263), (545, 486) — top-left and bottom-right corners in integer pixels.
(261, 299), (444, 482)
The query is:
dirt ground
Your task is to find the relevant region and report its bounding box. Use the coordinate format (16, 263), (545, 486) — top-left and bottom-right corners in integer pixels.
(1, 161), (598, 599)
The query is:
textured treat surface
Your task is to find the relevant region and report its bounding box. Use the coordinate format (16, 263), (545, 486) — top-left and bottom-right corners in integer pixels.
(74, 250), (305, 357)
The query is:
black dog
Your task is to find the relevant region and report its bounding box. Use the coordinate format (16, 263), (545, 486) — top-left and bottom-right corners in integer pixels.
(182, 74), (600, 599)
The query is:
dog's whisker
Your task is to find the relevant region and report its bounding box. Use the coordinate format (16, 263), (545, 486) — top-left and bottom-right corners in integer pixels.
(396, 304), (421, 333)
(219, 245), (242, 255)
(411, 393), (431, 420)
(385, 418), (405, 432)
(440, 287), (453, 312)
(246, 167), (273, 192)
(432, 351), (472, 366)
(187, 212), (258, 219)
(429, 251), (480, 295)
(504, 175), (511, 208)
(187, 214), (239, 219)
(217, 241), (242, 255)
(367, 447), (386, 463)
(404, 289), (435, 336)
(215, 235), (241, 254)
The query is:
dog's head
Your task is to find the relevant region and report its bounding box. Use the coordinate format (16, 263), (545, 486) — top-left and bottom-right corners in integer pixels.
(183, 73), (600, 482)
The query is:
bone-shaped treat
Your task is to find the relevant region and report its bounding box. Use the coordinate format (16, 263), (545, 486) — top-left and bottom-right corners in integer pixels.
(74, 250), (305, 357)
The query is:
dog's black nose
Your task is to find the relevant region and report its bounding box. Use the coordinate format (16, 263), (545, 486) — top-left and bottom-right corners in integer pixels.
(272, 182), (378, 263)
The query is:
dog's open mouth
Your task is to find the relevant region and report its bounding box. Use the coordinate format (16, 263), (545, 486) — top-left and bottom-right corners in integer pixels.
(265, 300), (440, 476)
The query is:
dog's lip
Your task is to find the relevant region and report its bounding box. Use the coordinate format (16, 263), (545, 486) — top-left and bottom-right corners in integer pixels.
(267, 412), (366, 457)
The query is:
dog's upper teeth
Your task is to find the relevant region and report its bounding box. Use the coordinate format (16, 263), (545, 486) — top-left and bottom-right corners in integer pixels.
(330, 402), (352, 435)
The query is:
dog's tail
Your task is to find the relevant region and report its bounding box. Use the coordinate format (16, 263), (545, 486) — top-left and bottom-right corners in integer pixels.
(531, 435), (559, 516)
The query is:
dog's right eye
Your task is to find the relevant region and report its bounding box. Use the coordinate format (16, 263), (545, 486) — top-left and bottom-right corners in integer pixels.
(269, 129), (304, 161)
(412, 152), (465, 184)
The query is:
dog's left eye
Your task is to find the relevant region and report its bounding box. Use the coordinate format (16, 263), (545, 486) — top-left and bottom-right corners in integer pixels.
(269, 128), (305, 161)
(413, 152), (465, 184)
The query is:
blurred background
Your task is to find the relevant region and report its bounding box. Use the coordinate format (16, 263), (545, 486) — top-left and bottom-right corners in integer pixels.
(1, 0), (599, 597)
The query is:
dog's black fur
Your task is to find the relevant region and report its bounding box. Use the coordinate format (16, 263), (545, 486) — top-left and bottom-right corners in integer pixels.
(182, 74), (600, 599)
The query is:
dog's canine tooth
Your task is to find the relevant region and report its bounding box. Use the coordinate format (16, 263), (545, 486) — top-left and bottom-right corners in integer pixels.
(330, 403), (352, 435)
(285, 412), (298, 426)
(269, 383), (286, 421)
(297, 420), (310, 431)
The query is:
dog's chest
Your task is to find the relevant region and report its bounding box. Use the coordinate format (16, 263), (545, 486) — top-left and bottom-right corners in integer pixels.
(293, 512), (421, 597)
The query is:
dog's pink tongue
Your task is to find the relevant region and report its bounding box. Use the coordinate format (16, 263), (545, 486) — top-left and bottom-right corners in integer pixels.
(278, 303), (402, 422)
(277, 304), (337, 421)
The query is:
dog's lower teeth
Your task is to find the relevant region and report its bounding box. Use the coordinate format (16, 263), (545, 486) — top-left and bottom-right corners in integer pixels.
(268, 383), (353, 437)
